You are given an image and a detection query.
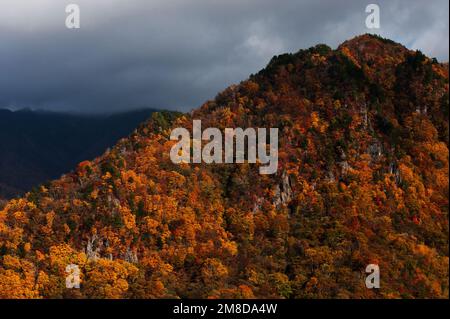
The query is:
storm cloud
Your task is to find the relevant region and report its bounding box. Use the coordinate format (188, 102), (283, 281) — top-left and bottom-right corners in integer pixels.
(0, 0), (448, 113)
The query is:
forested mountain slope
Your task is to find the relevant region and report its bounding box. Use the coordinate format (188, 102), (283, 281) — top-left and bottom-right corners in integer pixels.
(0, 35), (448, 298)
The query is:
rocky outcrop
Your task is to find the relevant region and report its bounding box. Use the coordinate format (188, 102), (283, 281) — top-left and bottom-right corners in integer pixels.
(367, 139), (383, 162)
(124, 248), (138, 264)
(86, 234), (101, 261)
(274, 170), (293, 208)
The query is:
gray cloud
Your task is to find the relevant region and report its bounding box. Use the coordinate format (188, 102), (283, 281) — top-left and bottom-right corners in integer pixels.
(0, 0), (448, 113)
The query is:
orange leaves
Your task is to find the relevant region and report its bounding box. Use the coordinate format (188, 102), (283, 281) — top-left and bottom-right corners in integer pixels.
(208, 284), (256, 299)
(11, 210), (29, 226)
(76, 160), (92, 177)
(40, 211), (56, 235)
(23, 243), (31, 253)
(310, 112), (328, 134)
(241, 80), (260, 96)
(2, 255), (22, 270)
(168, 171), (186, 189)
(219, 240), (238, 257)
(201, 258), (229, 282)
(310, 112), (320, 129)
(83, 259), (138, 299)
(72, 198), (84, 208)
(119, 206), (136, 231)
(140, 254), (162, 270)
(48, 244), (87, 272)
(0, 255), (40, 298)
(405, 114), (438, 143)
(142, 217), (160, 236)
(0, 269), (40, 299)
(120, 169), (142, 193)
(398, 161), (414, 184)
(340, 46), (361, 69)
(90, 188), (99, 200)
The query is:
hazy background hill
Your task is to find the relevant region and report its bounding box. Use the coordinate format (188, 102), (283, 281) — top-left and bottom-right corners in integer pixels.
(0, 108), (157, 198)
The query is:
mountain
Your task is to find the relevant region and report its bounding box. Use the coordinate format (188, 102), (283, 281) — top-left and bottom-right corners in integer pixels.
(0, 35), (448, 299)
(0, 108), (160, 198)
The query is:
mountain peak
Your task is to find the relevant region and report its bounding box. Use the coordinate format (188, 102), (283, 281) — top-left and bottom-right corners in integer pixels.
(338, 34), (409, 68)
(0, 35), (448, 299)
(338, 33), (407, 52)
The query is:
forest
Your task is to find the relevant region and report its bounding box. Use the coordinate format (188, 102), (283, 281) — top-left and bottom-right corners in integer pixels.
(0, 34), (448, 299)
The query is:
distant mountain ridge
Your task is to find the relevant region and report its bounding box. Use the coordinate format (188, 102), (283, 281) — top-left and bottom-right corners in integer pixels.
(0, 108), (159, 198)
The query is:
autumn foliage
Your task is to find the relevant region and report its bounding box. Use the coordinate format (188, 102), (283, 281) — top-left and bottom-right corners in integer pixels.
(0, 35), (448, 298)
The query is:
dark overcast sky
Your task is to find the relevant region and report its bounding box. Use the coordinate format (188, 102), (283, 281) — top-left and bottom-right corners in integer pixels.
(0, 0), (448, 113)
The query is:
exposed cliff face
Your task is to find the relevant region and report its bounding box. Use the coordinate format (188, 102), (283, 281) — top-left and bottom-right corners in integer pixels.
(273, 170), (293, 209)
(0, 35), (448, 299)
